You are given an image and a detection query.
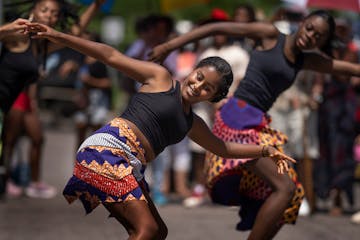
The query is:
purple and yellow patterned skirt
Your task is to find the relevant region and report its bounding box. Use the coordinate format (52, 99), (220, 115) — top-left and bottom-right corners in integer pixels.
(63, 118), (148, 214)
(205, 97), (304, 230)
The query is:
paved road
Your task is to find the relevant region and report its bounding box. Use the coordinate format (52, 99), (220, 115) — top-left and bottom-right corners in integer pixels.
(1, 123), (360, 240)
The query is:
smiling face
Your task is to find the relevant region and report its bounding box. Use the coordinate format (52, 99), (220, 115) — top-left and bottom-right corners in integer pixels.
(295, 15), (330, 51)
(181, 65), (222, 104)
(32, 0), (60, 27)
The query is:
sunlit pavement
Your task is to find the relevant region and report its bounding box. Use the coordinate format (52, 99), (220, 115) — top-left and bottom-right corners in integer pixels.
(1, 117), (360, 240)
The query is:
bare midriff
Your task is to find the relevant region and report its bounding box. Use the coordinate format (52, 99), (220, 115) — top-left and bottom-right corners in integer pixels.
(121, 118), (156, 163)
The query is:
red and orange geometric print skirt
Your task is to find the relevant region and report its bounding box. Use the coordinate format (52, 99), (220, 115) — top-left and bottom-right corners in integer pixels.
(205, 98), (304, 230)
(63, 118), (148, 214)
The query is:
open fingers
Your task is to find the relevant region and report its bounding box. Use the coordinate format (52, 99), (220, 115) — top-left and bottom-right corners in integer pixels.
(284, 161), (289, 172)
(278, 161), (284, 174)
(14, 18), (30, 26)
(277, 163), (282, 174)
(284, 155), (296, 164)
(25, 23), (47, 32)
(275, 152), (296, 164)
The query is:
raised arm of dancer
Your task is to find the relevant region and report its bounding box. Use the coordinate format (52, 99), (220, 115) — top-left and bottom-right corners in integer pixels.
(71, 0), (106, 35)
(0, 18), (30, 40)
(188, 114), (295, 174)
(302, 51), (360, 76)
(27, 23), (170, 86)
(148, 21), (278, 63)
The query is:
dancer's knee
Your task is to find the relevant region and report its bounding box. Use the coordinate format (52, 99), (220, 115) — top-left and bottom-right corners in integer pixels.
(274, 176), (296, 201)
(31, 135), (44, 147)
(134, 221), (167, 240)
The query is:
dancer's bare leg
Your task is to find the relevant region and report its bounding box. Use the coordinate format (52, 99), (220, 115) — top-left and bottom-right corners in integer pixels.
(103, 185), (168, 240)
(1, 109), (25, 175)
(246, 157), (296, 240)
(24, 111), (43, 182)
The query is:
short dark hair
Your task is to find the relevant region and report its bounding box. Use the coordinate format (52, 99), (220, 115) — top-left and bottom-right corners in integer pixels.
(234, 3), (256, 22)
(141, 14), (174, 36)
(195, 56), (233, 103)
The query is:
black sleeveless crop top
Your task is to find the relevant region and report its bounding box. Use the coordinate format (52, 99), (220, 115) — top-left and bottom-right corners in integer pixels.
(121, 81), (193, 155)
(0, 43), (39, 113)
(234, 33), (304, 112)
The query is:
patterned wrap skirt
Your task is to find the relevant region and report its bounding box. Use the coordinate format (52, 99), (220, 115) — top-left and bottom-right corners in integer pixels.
(63, 118), (147, 214)
(205, 97), (304, 230)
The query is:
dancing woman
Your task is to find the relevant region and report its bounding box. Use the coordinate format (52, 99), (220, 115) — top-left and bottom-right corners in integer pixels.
(26, 22), (296, 240)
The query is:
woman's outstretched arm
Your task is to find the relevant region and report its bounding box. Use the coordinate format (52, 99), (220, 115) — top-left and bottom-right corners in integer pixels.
(148, 21), (277, 63)
(303, 51), (360, 77)
(71, 0), (106, 36)
(26, 23), (170, 85)
(188, 114), (295, 174)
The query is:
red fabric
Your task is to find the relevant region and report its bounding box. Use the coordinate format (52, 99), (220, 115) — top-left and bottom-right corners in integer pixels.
(307, 0), (359, 12)
(355, 108), (360, 122)
(348, 41), (359, 52)
(12, 91), (31, 112)
(211, 8), (229, 20)
(73, 162), (139, 197)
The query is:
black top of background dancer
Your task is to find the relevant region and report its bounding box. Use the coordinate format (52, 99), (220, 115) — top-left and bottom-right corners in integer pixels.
(0, 43), (39, 112)
(234, 33), (304, 112)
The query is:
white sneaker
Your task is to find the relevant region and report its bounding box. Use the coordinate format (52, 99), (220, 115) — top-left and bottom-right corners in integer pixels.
(183, 195), (205, 208)
(351, 211), (360, 224)
(183, 184), (206, 208)
(299, 198), (311, 216)
(25, 182), (57, 199)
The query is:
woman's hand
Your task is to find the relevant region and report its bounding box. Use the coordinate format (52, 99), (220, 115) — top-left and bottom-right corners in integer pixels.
(8, 18), (30, 33)
(147, 43), (171, 64)
(263, 145), (296, 174)
(25, 22), (62, 44)
(0, 18), (30, 39)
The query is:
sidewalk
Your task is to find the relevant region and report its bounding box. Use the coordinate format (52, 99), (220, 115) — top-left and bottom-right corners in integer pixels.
(0, 121), (360, 240)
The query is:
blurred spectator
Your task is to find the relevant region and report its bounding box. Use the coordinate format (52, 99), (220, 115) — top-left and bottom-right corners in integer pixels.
(231, 3), (257, 53)
(123, 14), (177, 99)
(351, 135), (360, 224)
(314, 17), (359, 216)
(271, 5), (307, 35)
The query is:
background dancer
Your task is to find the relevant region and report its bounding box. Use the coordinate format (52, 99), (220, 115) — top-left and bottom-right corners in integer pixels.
(148, 10), (360, 240)
(0, 0), (105, 198)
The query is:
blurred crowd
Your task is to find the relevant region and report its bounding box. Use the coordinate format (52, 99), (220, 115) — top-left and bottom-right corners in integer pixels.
(2, 0), (360, 226)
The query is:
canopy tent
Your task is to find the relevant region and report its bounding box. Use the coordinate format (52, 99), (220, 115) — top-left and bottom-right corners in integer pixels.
(282, 0), (360, 12)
